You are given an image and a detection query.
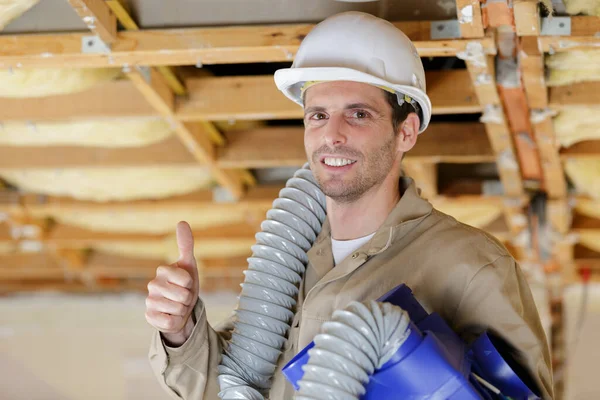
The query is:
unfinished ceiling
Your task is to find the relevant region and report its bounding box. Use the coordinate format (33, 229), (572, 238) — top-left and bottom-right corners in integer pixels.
(0, 1), (599, 399)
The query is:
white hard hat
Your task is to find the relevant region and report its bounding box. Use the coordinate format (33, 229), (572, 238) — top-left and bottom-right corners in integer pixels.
(274, 11), (432, 133)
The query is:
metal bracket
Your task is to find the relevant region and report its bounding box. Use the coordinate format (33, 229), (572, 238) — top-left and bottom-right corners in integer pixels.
(212, 187), (237, 203)
(81, 35), (111, 54)
(430, 20), (461, 40)
(540, 17), (571, 36)
(136, 66), (151, 82)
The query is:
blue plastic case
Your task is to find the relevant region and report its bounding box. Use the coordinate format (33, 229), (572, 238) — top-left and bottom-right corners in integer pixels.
(282, 284), (541, 400)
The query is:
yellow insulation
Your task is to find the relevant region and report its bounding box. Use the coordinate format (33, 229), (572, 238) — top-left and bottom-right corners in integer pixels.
(0, 68), (121, 98)
(546, 50), (600, 86)
(0, 0), (38, 30)
(37, 206), (263, 235)
(95, 237), (255, 262)
(0, 166), (213, 202)
(574, 198), (600, 220)
(432, 201), (504, 229)
(564, 159), (600, 200)
(578, 231), (600, 254)
(563, 0), (600, 16)
(553, 108), (600, 148)
(0, 118), (173, 147)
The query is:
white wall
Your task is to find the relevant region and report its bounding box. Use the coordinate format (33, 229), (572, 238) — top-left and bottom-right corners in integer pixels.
(0, 291), (237, 400)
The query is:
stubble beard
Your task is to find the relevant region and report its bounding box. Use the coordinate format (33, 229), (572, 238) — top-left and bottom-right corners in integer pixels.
(310, 134), (397, 204)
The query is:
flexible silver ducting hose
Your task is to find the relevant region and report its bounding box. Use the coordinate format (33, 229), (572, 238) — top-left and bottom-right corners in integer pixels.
(217, 164), (327, 399)
(295, 300), (411, 400)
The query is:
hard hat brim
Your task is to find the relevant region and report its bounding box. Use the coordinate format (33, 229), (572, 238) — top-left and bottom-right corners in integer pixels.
(274, 67), (432, 133)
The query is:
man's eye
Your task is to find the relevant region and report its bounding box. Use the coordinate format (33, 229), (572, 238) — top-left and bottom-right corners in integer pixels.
(311, 113), (327, 120)
(354, 111), (369, 119)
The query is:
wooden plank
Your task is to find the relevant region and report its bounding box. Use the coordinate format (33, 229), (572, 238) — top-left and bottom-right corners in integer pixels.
(0, 70), (483, 123)
(483, 0), (514, 27)
(0, 22), (497, 68)
(572, 213), (600, 231)
(531, 118), (568, 198)
(19, 185), (281, 215)
(104, 0), (187, 96)
(0, 253), (63, 281)
(519, 36), (548, 108)
(560, 140), (600, 158)
(216, 123), (495, 169)
(456, 0), (484, 38)
(538, 16), (600, 52)
(67, 0), (117, 44)
(548, 199), (571, 235)
(549, 82), (600, 110)
(466, 55), (501, 106)
(463, 50), (526, 198)
(498, 84), (544, 181)
(0, 80), (156, 122)
(402, 162), (438, 199)
(484, 122), (525, 196)
(178, 70), (483, 122)
(45, 222), (258, 247)
(125, 67), (245, 200)
(0, 136), (195, 169)
(0, 279), (148, 294)
(513, 0), (540, 36)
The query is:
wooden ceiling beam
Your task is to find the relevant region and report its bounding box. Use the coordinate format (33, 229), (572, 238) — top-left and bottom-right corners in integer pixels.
(218, 122), (495, 168)
(0, 22), (496, 68)
(67, 0), (117, 45)
(0, 70), (481, 122)
(549, 81), (600, 110)
(177, 70), (482, 120)
(124, 67), (246, 200)
(538, 16), (600, 53)
(0, 122), (497, 170)
(456, 0), (484, 38)
(560, 140), (600, 159)
(513, 0), (541, 36)
(17, 185), (280, 215)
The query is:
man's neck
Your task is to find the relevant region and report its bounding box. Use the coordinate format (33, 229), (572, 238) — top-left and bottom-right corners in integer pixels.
(327, 178), (401, 241)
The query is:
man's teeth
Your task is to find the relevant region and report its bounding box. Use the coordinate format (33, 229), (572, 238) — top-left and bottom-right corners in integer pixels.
(323, 157), (356, 167)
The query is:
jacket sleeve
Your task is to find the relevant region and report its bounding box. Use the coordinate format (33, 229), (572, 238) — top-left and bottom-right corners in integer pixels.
(148, 298), (235, 400)
(452, 255), (554, 400)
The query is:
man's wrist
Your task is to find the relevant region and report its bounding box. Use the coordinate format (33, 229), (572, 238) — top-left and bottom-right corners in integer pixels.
(162, 316), (195, 348)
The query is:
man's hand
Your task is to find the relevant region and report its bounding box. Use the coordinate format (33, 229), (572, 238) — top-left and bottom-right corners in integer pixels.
(145, 221), (200, 347)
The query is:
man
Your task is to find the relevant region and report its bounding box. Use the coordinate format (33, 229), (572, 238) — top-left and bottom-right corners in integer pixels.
(145, 12), (554, 399)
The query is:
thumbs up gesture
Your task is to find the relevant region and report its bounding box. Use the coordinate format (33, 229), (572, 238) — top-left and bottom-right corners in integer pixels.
(145, 221), (200, 346)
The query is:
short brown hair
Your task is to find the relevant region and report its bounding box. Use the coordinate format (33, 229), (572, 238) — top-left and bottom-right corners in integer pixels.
(384, 90), (420, 135)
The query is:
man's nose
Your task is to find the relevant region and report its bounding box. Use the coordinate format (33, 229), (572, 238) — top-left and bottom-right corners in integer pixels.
(322, 115), (347, 147)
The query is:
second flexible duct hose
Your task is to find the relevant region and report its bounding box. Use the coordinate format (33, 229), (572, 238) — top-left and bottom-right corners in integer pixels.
(217, 164), (327, 399)
(295, 300), (411, 400)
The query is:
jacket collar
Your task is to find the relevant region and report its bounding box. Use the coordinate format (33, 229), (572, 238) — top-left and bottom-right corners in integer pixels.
(307, 177), (434, 282)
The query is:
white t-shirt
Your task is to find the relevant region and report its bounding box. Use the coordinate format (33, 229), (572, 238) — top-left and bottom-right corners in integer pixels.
(331, 232), (376, 265)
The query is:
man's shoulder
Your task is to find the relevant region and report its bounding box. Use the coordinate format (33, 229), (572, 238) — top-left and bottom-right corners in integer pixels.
(416, 206), (514, 266)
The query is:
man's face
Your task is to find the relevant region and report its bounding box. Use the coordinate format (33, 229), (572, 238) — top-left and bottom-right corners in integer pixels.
(303, 81), (400, 203)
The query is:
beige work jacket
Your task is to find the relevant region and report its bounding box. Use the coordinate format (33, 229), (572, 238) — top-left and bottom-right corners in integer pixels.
(149, 177), (554, 399)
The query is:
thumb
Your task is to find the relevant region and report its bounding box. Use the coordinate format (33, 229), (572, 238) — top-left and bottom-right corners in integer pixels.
(175, 221), (196, 270)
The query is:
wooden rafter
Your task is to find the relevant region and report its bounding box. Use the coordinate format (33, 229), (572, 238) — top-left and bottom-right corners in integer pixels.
(0, 21), (496, 69)
(460, 47), (525, 198)
(456, 0), (484, 38)
(67, 0), (117, 45)
(0, 122), (497, 170)
(513, 0), (541, 36)
(496, 29), (543, 183)
(538, 16), (600, 53)
(65, 1), (245, 200)
(519, 36), (567, 198)
(0, 70), (483, 122)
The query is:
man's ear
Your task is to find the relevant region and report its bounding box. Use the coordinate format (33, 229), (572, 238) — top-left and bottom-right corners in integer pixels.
(396, 112), (420, 153)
